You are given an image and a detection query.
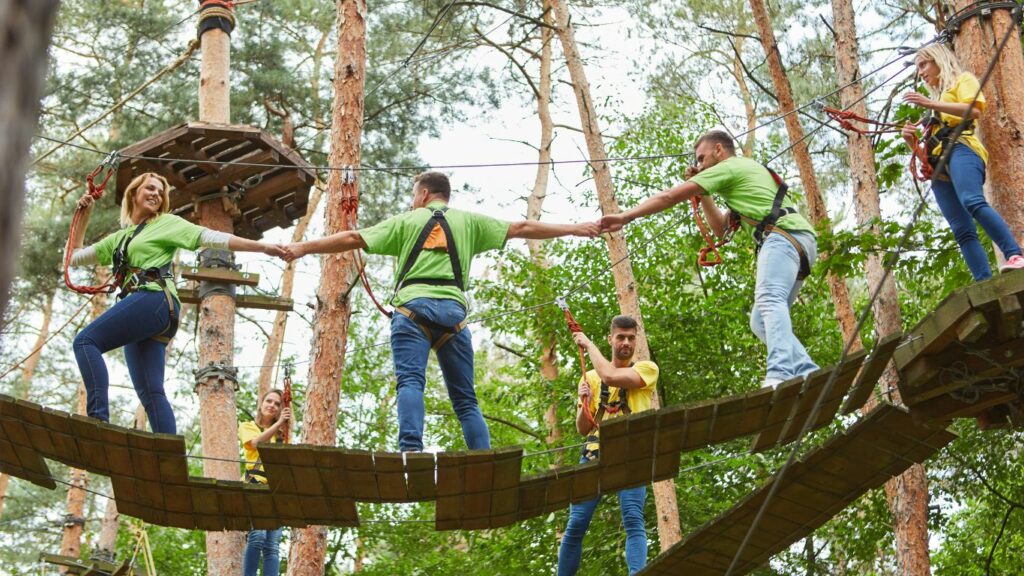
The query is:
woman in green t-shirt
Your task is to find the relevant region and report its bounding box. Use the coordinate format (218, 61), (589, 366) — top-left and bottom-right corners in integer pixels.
(901, 44), (1024, 280)
(68, 172), (285, 434)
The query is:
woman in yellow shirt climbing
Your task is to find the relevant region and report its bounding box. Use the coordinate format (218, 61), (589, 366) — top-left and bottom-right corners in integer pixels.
(902, 44), (1024, 280)
(238, 389), (291, 576)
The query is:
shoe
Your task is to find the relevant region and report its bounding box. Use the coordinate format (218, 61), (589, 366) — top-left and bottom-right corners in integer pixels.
(761, 377), (784, 389)
(1000, 254), (1024, 273)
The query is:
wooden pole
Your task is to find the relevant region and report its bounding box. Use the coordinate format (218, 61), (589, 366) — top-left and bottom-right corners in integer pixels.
(950, 2), (1024, 259)
(195, 3), (243, 574)
(549, 0), (683, 550)
(286, 1), (366, 573)
(747, 0), (861, 347)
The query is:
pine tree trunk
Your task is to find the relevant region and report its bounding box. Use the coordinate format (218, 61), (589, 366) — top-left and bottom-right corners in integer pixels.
(829, 3), (933, 573)
(0, 286), (57, 520)
(529, 0), (561, 447)
(549, 0), (683, 550)
(196, 16), (244, 575)
(0, 0), (59, 320)
(286, 2), (366, 573)
(59, 385), (90, 565)
(257, 182), (325, 397)
(93, 405), (146, 562)
(950, 2), (1024, 249)
(747, 0), (861, 346)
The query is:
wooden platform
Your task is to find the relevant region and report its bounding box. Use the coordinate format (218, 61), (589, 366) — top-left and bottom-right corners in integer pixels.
(176, 288), (293, 311)
(115, 122), (316, 240)
(40, 553), (133, 575)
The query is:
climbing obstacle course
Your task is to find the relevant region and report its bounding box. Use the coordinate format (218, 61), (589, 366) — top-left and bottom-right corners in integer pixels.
(1, 273), (1022, 573)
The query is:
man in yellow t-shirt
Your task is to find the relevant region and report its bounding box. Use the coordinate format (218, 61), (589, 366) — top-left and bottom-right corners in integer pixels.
(557, 315), (658, 576)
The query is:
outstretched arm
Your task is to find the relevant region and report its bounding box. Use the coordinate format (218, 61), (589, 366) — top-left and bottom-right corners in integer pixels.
(506, 220), (598, 240)
(599, 181), (704, 233)
(226, 235), (287, 258)
(282, 230), (367, 262)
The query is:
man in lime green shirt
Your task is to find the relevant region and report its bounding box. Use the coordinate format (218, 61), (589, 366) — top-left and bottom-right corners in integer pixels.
(284, 171), (597, 451)
(599, 130), (819, 388)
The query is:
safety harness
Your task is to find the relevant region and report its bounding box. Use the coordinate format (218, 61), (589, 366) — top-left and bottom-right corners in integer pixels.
(111, 223), (179, 344)
(387, 207), (468, 352)
(242, 423), (280, 484)
(582, 369), (634, 462)
(708, 165), (812, 280)
(923, 111), (974, 179)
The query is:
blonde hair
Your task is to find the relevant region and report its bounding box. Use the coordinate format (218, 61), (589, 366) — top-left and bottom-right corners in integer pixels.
(120, 172), (171, 227)
(915, 44), (964, 98)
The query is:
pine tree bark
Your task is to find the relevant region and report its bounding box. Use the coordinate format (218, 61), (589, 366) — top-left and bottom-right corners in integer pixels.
(0, 286), (57, 520)
(747, 0), (861, 346)
(196, 13), (243, 575)
(829, 2), (932, 573)
(549, 0), (683, 549)
(529, 0), (562, 447)
(286, 2), (366, 574)
(0, 0), (59, 320)
(949, 2), (1024, 249)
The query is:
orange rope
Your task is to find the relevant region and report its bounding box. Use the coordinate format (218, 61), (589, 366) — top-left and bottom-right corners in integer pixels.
(822, 106), (903, 137)
(281, 365), (293, 444)
(340, 168), (393, 318)
(690, 196), (738, 268)
(63, 159), (123, 295)
(556, 297), (599, 431)
(907, 131), (934, 182)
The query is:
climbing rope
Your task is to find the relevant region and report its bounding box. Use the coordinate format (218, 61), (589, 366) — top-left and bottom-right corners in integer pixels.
(819, 106), (934, 182)
(555, 296), (599, 431)
(281, 363), (293, 444)
(62, 154), (123, 295)
(690, 196), (739, 268)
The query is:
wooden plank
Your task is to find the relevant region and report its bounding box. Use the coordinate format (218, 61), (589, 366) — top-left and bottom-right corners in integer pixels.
(180, 266), (260, 287)
(653, 404), (688, 457)
(707, 388), (774, 444)
(966, 269), (1024, 310)
(842, 333), (903, 414)
(955, 311), (990, 343)
(624, 412), (658, 488)
(750, 377), (804, 452)
(342, 450), (379, 500)
(175, 288), (294, 311)
(893, 289), (972, 369)
(569, 460), (601, 504)
(515, 475), (547, 521)
(315, 449), (353, 499)
(372, 453), (408, 502)
(996, 294), (1023, 341)
(680, 401), (715, 450)
(405, 452), (437, 500)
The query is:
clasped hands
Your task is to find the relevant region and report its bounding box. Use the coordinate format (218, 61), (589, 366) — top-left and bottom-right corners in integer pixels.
(258, 243), (307, 262)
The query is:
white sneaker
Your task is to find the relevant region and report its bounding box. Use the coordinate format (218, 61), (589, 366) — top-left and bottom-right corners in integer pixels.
(761, 377), (784, 389)
(1000, 254), (1024, 273)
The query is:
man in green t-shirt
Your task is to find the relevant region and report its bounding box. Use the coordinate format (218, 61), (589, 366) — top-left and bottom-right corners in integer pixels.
(283, 171), (597, 451)
(599, 130), (819, 388)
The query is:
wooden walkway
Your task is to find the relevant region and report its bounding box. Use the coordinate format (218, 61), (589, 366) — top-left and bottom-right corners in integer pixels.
(1, 272), (1022, 574)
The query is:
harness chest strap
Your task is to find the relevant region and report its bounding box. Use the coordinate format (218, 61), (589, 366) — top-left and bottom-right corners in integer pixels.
(729, 165), (812, 280)
(112, 222), (179, 344)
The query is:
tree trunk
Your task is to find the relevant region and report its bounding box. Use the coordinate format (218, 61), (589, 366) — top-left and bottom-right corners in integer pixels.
(59, 385), (90, 566)
(286, 2), (366, 574)
(0, 0), (60, 320)
(196, 13), (244, 574)
(747, 0), (861, 346)
(549, 0), (683, 550)
(831, 2), (931, 573)
(529, 0), (562, 447)
(0, 286), (57, 520)
(258, 183), (325, 397)
(93, 405), (146, 563)
(730, 36), (758, 158)
(950, 2), (1024, 252)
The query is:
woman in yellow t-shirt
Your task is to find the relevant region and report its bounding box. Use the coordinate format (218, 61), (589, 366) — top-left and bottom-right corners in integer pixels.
(238, 389), (290, 576)
(901, 44), (1024, 280)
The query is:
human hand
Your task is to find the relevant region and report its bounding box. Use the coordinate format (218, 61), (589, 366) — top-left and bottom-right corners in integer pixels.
(902, 92), (930, 108)
(572, 331), (593, 351)
(280, 243), (306, 262)
(901, 123), (918, 142)
(685, 164), (700, 179)
(574, 222), (600, 238)
(577, 377), (591, 398)
(279, 407), (291, 423)
(599, 213), (627, 234)
(77, 193), (95, 210)
(263, 243), (288, 258)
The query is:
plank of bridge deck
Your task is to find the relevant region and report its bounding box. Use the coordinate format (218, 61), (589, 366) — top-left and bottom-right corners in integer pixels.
(956, 310), (991, 344)
(653, 404), (688, 457)
(489, 448), (523, 521)
(315, 449), (352, 499)
(462, 451), (497, 520)
(842, 332), (902, 414)
(11, 399), (57, 456)
(625, 412), (658, 487)
(570, 460), (601, 504)
(373, 453), (409, 502)
(598, 416), (630, 492)
(680, 401), (715, 450)
(708, 388), (774, 443)
(966, 269), (1024, 310)
(543, 471), (573, 512)
(406, 452), (437, 500)
(188, 478), (220, 518)
(893, 289), (970, 369)
(516, 475), (547, 520)
(290, 450), (327, 497)
(343, 450), (380, 500)
(38, 406), (80, 464)
(750, 377), (804, 452)
(776, 354), (866, 446)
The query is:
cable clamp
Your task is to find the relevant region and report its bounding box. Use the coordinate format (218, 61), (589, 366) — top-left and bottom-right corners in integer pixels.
(193, 363), (239, 391)
(343, 165), (356, 185)
(555, 295), (569, 311)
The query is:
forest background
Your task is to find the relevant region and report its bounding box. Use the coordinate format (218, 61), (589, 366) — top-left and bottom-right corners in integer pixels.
(0, 0), (1021, 574)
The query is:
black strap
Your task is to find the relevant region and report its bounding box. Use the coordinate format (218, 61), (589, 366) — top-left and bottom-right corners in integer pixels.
(111, 221), (149, 279)
(926, 114), (974, 173)
(392, 208), (465, 300)
(728, 166), (811, 280)
(594, 363), (634, 421)
(753, 166), (790, 247)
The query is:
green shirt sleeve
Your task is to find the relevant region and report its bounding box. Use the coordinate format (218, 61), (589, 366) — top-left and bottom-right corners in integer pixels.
(360, 214), (405, 256)
(470, 213), (510, 255)
(164, 215), (204, 251)
(92, 231), (124, 267)
(688, 162), (736, 198)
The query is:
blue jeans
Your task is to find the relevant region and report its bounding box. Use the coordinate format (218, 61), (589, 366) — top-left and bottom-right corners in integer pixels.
(243, 528), (282, 576)
(391, 297), (489, 452)
(750, 230), (819, 382)
(72, 290), (179, 434)
(932, 144), (1022, 281)
(557, 456), (648, 575)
